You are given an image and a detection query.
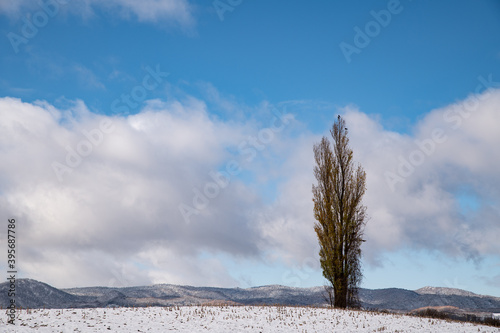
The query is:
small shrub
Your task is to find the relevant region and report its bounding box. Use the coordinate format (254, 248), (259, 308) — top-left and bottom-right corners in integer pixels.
(414, 309), (449, 320)
(483, 316), (500, 327)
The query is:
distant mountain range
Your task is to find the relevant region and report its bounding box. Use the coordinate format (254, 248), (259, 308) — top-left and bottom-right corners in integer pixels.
(1, 279), (500, 315)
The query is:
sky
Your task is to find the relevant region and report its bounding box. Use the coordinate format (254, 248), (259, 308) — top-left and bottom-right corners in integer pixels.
(0, 0), (500, 297)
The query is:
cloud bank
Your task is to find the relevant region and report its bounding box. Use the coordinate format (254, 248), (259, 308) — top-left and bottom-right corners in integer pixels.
(0, 97), (272, 287)
(1, 88), (499, 288)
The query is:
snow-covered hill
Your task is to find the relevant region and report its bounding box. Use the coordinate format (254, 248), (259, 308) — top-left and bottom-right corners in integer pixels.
(2, 305), (498, 332)
(416, 286), (481, 297)
(0, 279), (81, 309)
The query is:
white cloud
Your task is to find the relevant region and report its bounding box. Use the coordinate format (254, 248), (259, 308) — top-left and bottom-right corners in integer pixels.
(253, 135), (320, 265)
(0, 0), (195, 28)
(101, 0), (194, 26)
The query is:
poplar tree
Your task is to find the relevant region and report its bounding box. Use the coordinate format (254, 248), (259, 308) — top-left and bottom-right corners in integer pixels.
(312, 115), (367, 309)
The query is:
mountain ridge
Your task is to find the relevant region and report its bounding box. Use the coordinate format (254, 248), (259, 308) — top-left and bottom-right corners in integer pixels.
(1, 279), (499, 314)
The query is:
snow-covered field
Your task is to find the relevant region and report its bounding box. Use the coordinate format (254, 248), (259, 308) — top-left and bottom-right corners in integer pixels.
(2, 306), (498, 332)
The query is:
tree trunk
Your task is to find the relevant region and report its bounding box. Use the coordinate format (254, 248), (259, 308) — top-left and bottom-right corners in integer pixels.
(333, 276), (348, 308)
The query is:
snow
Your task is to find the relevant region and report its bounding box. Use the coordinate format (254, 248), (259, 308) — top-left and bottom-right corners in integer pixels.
(2, 305), (498, 332)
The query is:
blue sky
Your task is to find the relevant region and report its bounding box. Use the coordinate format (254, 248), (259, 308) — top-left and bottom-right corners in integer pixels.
(1, 0), (500, 296)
